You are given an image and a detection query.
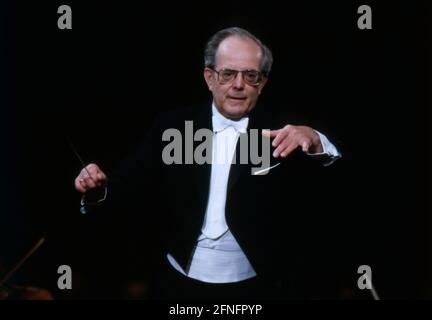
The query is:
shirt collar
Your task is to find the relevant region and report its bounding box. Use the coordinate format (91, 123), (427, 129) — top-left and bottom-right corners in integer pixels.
(212, 103), (249, 133)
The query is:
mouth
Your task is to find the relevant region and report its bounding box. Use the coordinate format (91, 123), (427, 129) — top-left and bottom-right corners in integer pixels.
(228, 96), (247, 101)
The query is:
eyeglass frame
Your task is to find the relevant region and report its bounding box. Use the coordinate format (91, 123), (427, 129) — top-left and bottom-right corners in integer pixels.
(80, 186), (107, 214)
(207, 67), (267, 86)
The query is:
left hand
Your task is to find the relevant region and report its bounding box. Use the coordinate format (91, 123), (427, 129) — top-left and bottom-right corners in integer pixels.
(262, 125), (323, 158)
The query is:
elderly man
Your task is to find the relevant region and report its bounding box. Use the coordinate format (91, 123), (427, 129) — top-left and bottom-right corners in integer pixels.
(75, 27), (341, 299)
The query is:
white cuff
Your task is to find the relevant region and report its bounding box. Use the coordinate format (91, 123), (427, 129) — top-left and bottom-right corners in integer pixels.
(307, 130), (342, 166)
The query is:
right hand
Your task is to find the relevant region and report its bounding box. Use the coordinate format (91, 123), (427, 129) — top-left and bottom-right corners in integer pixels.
(74, 163), (108, 193)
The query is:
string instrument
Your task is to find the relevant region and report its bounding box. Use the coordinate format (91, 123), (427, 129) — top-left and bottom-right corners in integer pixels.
(0, 138), (91, 300)
(0, 237), (53, 300)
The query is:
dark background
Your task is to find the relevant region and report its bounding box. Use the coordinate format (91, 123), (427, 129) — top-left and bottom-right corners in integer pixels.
(1, 0), (430, 299)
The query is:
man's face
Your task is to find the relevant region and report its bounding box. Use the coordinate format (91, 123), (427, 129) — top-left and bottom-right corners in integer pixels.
(204, 36), (268, 120)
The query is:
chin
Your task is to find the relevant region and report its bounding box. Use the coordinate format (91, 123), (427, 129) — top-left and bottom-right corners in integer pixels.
(224, 104), (249, 119)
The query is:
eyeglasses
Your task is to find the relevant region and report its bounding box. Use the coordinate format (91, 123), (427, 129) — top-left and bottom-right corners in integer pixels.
(80, 186), (107, 214)
(209, 68), (264, 86)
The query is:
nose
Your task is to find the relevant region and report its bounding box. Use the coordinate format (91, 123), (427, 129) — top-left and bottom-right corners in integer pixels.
(232, 71), (245, 90)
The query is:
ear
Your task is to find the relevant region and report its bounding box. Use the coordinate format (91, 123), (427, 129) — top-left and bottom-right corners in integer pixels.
(203, 68), (214, 91)
(258, 77), (268, 94)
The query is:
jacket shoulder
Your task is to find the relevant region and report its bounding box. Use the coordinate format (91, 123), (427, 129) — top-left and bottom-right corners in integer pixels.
(152, 105), (211, 130)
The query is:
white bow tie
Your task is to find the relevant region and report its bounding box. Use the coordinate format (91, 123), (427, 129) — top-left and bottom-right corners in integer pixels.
(212, 115), (249, 133)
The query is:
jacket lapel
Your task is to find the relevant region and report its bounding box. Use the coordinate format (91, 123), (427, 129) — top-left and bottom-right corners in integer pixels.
(227, 133), (249, 192)
(226, 106), (282, 191)
(227, 107), (263, 192)
(191, 106), (213, 209)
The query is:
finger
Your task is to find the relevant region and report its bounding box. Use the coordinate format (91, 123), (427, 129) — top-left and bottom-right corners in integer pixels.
(86, 163), (98, 171)
(88, 168), (99, 181)
(83, 166), (102, 187)
(87, 164), (100, 175)
(280, 141), (299, 158)
(79, 177), (89, 192)
(83, 165), (97, 180)
(74, 178), (87, 193)
(261, 130), (270, 138)
(301, 140), (311, 153)
(83, 176), (96, 188)
(262, 129), (280, 139)
(96, 172), (107, 184)
(274, 139), (298, 157)
(79, 178), (88, 189)
(93, 172), (104, 187)
(273, 141), (292, 158)
(89, 164), (107, 183)
(80, 168), (91, 180)
(272, 129), (290, 147)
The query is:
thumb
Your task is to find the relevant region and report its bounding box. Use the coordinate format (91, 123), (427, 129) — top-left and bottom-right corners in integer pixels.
(262, 129), (280, 138)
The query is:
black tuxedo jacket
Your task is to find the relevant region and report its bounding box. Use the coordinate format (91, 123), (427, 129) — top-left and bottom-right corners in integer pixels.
(102, 104), (342, 298)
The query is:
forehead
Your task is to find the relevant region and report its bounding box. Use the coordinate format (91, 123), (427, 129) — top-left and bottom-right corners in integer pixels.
(215, 36), (262, 70)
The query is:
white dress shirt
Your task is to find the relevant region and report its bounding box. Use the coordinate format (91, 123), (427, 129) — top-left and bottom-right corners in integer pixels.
(167, 103), (341, 283)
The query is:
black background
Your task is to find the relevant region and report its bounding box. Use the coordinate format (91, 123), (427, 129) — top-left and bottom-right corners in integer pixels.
(1, 0), (430, 299)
